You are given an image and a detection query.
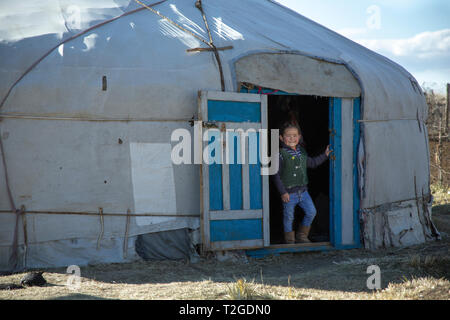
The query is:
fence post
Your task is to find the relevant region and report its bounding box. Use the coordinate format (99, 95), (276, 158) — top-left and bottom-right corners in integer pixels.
(446, 83), (449, 135)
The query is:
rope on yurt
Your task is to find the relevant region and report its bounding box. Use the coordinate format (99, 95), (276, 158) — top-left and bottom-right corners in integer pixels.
(186, 46), (233, 53)
(195, 0), (225, 91)
(0, 128), (23, 271)
(0, 114), (195, 121)
(123, 209), (131, 258)
(0, 209), (200, 217)
(97, 208), (104, 250)
(20, 205), (28, 269)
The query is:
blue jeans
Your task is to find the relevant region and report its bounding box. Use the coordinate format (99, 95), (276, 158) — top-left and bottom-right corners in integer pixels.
(282, 190), (317, 232)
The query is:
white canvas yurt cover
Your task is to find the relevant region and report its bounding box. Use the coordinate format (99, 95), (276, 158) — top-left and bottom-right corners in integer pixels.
(0, 0), (440, 271)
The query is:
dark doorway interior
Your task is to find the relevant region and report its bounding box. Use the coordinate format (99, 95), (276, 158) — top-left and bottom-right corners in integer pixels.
(268, 94), (330, 244)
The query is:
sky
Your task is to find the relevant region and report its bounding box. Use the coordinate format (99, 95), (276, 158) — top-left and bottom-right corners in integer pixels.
(277, 0), (450, 94)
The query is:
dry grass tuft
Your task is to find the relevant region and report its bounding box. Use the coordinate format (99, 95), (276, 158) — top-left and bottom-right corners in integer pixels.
(404, 255), (450, 280)
(226, 278), (257, 300)
(370, 277), (450, 300)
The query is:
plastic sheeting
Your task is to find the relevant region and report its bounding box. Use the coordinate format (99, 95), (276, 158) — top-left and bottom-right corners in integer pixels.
(135, 228), (199, 261)
(0, 236), (140, 270)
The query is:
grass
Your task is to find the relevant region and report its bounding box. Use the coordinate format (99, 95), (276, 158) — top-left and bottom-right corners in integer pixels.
(226, 278), (257, 300)
(1, 184), (449, 300)
(2, 243), (449, 300)
(367, 277), (449, 300)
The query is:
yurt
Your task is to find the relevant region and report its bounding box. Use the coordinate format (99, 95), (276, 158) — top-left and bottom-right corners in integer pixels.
(0, 0), (440, 271)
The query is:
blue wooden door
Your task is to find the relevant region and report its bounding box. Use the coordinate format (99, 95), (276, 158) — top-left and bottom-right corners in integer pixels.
(199, 91), (269, 251)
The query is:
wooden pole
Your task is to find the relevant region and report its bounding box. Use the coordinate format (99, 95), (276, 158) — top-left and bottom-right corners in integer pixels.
(446, 83), (449, 135)
(438, 116), (443, 184)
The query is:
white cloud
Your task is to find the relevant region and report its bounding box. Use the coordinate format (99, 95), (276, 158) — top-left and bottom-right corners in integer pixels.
(357, 29), (450, 59)
(348, 29), (450, 92)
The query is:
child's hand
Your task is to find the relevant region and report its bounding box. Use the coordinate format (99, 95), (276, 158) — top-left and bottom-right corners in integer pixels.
(281, 193), (290, 203)
(325, 145), (332, 157)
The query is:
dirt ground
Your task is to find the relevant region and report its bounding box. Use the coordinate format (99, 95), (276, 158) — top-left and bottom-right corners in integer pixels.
(1, 205), (449, 300)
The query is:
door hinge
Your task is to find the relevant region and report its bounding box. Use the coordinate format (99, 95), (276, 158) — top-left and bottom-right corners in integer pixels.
(202, 121), (218, 129)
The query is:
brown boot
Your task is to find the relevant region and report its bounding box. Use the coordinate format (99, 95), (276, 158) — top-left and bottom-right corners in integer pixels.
(284, 231), (295, 244)
(295, 226), (311, 243)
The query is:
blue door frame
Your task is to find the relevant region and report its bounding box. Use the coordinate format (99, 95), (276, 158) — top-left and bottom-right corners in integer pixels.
(352, 97), (362, 248)
(237, 87), (361, 257)
(329, 97), (341, 248)
(329, 97), (361, 250)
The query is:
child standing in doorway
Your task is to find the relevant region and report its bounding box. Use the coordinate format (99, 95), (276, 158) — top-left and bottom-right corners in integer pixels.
(272, 123), (332, 244)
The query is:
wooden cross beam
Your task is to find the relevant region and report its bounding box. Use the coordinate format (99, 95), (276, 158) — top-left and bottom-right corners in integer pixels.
(186, 45), (233, 53)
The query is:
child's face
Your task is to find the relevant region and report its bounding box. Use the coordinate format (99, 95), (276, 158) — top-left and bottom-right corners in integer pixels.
(280, 128), (301, 149)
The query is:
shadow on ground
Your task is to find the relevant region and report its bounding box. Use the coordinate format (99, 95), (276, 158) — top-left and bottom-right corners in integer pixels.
(1, 209), (449, 297)
(52, 293), (112, 300)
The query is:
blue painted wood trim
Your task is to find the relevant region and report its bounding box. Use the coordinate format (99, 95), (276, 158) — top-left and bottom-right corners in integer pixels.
(246, 243), (362, 258)
(329, 98), (335, 246)
(337, 244), (361, 250)
(249, 131), (262, 209)
(239, 86), (297, 95)
(229, 134), (243, 210)
(331, 98), (342, 248)
(208, 100), (261, 122)
(208, 132), (223, 211)
(246, 244), (334, 258)
(210, 219), (263, 242)
(353, 98), (362, 247)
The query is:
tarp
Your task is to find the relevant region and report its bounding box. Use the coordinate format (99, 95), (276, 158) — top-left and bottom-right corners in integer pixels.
(135, 228), (199, 261)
